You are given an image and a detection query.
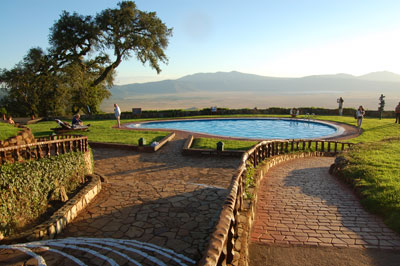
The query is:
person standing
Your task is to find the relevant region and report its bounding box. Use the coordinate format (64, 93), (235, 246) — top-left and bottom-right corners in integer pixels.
(114, 103), (121, 128)
(395, 102), (400, 124)
(337, 97), (344, 116)
(356, 106), (365, 131)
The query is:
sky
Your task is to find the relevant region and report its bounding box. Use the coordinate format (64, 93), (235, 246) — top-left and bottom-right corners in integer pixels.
(1, 0), (400, 85)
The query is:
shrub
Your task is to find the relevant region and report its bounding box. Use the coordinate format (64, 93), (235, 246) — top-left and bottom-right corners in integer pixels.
(0, 151), (90, 236)
(244, 162), (256, 200)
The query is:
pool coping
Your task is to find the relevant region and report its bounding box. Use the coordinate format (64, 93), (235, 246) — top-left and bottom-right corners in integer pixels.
(123, 117), (354, 141)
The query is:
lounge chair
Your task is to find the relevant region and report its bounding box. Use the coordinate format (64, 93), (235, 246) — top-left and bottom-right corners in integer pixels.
(51, 119), (89, 133)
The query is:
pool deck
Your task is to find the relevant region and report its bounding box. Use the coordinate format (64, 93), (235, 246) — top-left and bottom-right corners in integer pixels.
(121, 118), (360, 142)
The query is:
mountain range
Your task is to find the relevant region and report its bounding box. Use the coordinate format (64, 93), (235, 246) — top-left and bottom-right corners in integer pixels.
(102, 71), (400, 111)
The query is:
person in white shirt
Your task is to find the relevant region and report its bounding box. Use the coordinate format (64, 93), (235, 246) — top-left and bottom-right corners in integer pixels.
(356, 105), (365, 131)
(114, 103), (121, 128)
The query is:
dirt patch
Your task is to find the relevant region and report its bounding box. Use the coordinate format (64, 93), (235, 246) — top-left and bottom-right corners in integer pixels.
(249, 243), (400, 266)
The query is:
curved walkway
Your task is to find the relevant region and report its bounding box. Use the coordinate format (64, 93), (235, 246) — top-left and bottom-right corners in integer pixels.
(0, 134), (240, 265)
(250, 157), (400, 249)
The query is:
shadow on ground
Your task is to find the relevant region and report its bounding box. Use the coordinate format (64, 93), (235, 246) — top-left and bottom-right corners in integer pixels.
(249, 243), (400, 266)
(0, 187), (226, 265)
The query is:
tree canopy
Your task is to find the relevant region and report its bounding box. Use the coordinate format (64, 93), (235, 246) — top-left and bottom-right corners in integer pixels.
(0, 1), (172, 117)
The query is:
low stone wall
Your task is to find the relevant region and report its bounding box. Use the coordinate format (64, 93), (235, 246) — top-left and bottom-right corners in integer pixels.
(0, 125), (35, 148)
(1, 174), (102, 244)
(234, 152), (333, 266)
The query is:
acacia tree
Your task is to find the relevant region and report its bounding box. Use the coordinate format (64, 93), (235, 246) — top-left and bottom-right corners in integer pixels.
(49, 1), (172, 112)
(1, 1), (172, 116)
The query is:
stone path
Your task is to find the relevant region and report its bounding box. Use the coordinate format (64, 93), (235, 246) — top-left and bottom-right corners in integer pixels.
(0, 134), (240, 265)
(250, 157), (400, 249)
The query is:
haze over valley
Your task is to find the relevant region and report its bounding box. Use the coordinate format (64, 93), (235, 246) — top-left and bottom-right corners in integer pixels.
(101, 71), (400, 112)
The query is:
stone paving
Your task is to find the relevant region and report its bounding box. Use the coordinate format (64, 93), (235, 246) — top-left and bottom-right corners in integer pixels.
(250, 157), (400, 249)
(61, 135), (240, 258)
(0, 134), (240, 265)
(0, 122), (394, 265)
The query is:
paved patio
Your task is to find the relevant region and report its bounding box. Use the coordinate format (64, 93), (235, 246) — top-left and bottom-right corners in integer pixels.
(250, 157), (400, 249)
(0, 134), (240, 265)
(1, 121), (395, 265)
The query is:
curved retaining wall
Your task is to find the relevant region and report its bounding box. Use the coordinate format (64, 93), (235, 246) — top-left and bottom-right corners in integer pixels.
(0, 126), (35, 148)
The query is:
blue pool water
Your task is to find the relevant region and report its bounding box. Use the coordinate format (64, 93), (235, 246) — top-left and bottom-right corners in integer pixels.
(128, 118), (341, 139)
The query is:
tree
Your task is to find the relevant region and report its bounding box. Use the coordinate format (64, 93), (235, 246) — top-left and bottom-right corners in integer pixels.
(1, 1), (172, 117)
(0, 48), (68, 117)
(49, 0), (172, 98)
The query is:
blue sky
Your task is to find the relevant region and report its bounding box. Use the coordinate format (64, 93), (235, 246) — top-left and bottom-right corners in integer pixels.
(1, 0), (400, 84)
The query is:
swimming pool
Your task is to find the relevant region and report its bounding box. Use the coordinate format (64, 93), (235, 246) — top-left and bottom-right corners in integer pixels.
(127, 118), (343, 139)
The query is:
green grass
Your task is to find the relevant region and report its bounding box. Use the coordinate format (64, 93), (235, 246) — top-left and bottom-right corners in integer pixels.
(191, 137), (258, 151)
(28, 119), (169, 145)
(0, 123), (21, 141)
(339, 138), (400, 232)
(189, 115), (399, 146)
(313, 115), (400, 143)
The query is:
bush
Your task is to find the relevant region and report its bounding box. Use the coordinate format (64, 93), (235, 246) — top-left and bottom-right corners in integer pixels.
(0, 151), (90, 236)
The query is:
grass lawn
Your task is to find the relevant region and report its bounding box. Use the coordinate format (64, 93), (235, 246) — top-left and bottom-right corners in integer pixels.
(313, 115), (399, 143)
(191, 137), (258, 151)
(0, 123), (21, 141)
(28, 119), (170, 145)
(339, 138), (400, 232)
(189, 115), (399, 148)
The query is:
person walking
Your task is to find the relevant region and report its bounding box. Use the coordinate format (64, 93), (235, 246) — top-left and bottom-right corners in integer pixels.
(395, 102), (400, 124)
(114, 103), (121, 128)
(338, 97), (344, 116)
(356, 106), (365, 131)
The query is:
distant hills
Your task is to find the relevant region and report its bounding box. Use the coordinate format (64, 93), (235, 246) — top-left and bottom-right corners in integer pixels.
(102, 71), (400, 111)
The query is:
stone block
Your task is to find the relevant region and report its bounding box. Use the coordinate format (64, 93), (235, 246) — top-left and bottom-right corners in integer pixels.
(56, 219), (63, 234)
(71, 206), (77, 219)
(48, 224), (56, 238)
(76, 199), (83, 212)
